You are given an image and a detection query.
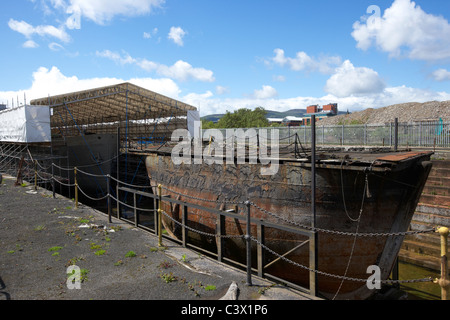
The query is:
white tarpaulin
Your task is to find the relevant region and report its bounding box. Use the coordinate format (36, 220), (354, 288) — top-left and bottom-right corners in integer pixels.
(187, 110), (201, 138)
(0, 105), (51, 143)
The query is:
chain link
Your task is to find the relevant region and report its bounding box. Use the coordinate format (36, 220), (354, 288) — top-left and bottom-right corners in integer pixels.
(250, 236), (433, 285)
(160, 185), (242, 205)
(160, 209), (244, 239)
(249, 201), (436, 237)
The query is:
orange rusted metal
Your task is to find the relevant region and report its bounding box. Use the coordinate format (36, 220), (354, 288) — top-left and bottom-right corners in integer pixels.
(376, 151), (432, 162)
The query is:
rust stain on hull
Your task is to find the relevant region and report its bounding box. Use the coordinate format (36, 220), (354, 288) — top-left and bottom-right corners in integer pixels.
(145, 150), (433, 300)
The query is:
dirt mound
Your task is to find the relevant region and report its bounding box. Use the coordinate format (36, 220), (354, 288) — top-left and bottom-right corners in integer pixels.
(318, 100), (450, 125)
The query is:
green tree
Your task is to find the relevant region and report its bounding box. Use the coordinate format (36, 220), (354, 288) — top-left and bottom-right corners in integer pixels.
(201, 119), (217, 129)
(215, 107), (269, 128)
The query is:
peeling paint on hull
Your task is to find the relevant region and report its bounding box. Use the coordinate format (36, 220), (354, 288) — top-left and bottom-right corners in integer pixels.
(144, 149), (432, 300)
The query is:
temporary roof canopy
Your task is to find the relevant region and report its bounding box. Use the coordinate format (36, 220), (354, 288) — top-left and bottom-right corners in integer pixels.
(30, 82), (198, 144)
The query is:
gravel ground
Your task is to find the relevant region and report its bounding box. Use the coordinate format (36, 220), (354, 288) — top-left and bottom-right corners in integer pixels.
(0, 174), (312, 302)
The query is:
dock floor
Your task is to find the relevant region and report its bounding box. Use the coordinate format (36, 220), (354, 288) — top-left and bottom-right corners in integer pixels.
(0, 174), (316, 302)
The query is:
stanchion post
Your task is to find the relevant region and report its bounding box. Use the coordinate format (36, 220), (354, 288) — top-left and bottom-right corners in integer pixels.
(435, 227), (450, 300)
(116, 183), (120, 219)
(245, 200), (252, 286)
(158, 184), (163, 247)
(106, 174), (111, 223)
(34, 160), (37, 190)
(51, 163), (55, 199)
(394, 118), (398, 152)
(310, 115), (318, 296)
(74, 167), (78, 209)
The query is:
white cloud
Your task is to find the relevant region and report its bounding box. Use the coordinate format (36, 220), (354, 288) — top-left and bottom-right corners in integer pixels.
(215, 86), (229, 95)
(273, 75), (286, 82)
(352, 0), (450, 61)
(180, 84), (450, 117)
(8, 18), (70, 43)
(253, 85), (278, 99)
(157, 60), (214, 82)
(168, 26), (187, 46)
(23, 40), (39, 48)
(61, 0), (164, 27)
(96, 50), (215, 82)
(49, 42), (65, 51)
(0, 66), (181, 105)
(1, 67), (449, 121)
(432, 69), (450, 82)
(271, 48), (341, 74)
(324, 60), (385, 97)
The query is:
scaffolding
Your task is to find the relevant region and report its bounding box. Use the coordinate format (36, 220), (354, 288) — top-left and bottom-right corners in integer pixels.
(1, 82), (198, 201)
(30, 82), (197, 151)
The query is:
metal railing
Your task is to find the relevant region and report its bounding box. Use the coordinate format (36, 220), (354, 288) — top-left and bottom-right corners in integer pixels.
(112, 183), (318, 296)
(203, 119), (450, 148)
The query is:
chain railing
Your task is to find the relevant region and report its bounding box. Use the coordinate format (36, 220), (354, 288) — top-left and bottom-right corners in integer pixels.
(0, 152), (442, 300)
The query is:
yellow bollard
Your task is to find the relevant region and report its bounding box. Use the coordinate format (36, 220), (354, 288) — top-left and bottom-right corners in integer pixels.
(74, 167), (78, 209)
(434, 227), (450, 300)
(158, 184), (163, 247)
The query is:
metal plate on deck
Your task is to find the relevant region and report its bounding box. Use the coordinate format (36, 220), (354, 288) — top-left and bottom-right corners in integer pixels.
(376, 151), (431, 162)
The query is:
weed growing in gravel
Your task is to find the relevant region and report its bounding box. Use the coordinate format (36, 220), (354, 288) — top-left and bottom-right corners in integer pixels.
(90, 243), (102, 250)
(48, 246), (63, 257)
(125, 251), (136, 258)
(94, 249), (106, 256)
(158, 260), (175, 269)
(160, 272), (178, 283)
(34, 225), (45, 231)
(67, 268), (89, 283)
(65, 257), (84, 267)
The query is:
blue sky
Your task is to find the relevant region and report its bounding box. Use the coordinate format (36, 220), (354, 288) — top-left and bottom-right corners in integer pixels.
(1, 0), (450, 116)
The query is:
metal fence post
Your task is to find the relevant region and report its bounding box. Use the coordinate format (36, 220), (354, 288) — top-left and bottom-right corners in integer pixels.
(245, 200), (252, 286)
(106, 174), (111, 223)
(34, 160), (37, 190)
(182, 205), (188, 248)
(133, 191), (138, 227)
(394, 118), (398, 151)
(310, 115), (318, 296)
(51, 163), (55, 199)
(116, 183), (120, 219)
(257, 222), (265, 278)
(217, 213), (224, 262)
(158, 184), (163, 247)
(74, 167), (78, 209)
(435, 227), (450, 300)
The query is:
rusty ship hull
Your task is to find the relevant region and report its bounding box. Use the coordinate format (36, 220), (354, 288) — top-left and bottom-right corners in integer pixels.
(144, 147), (432, 300)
